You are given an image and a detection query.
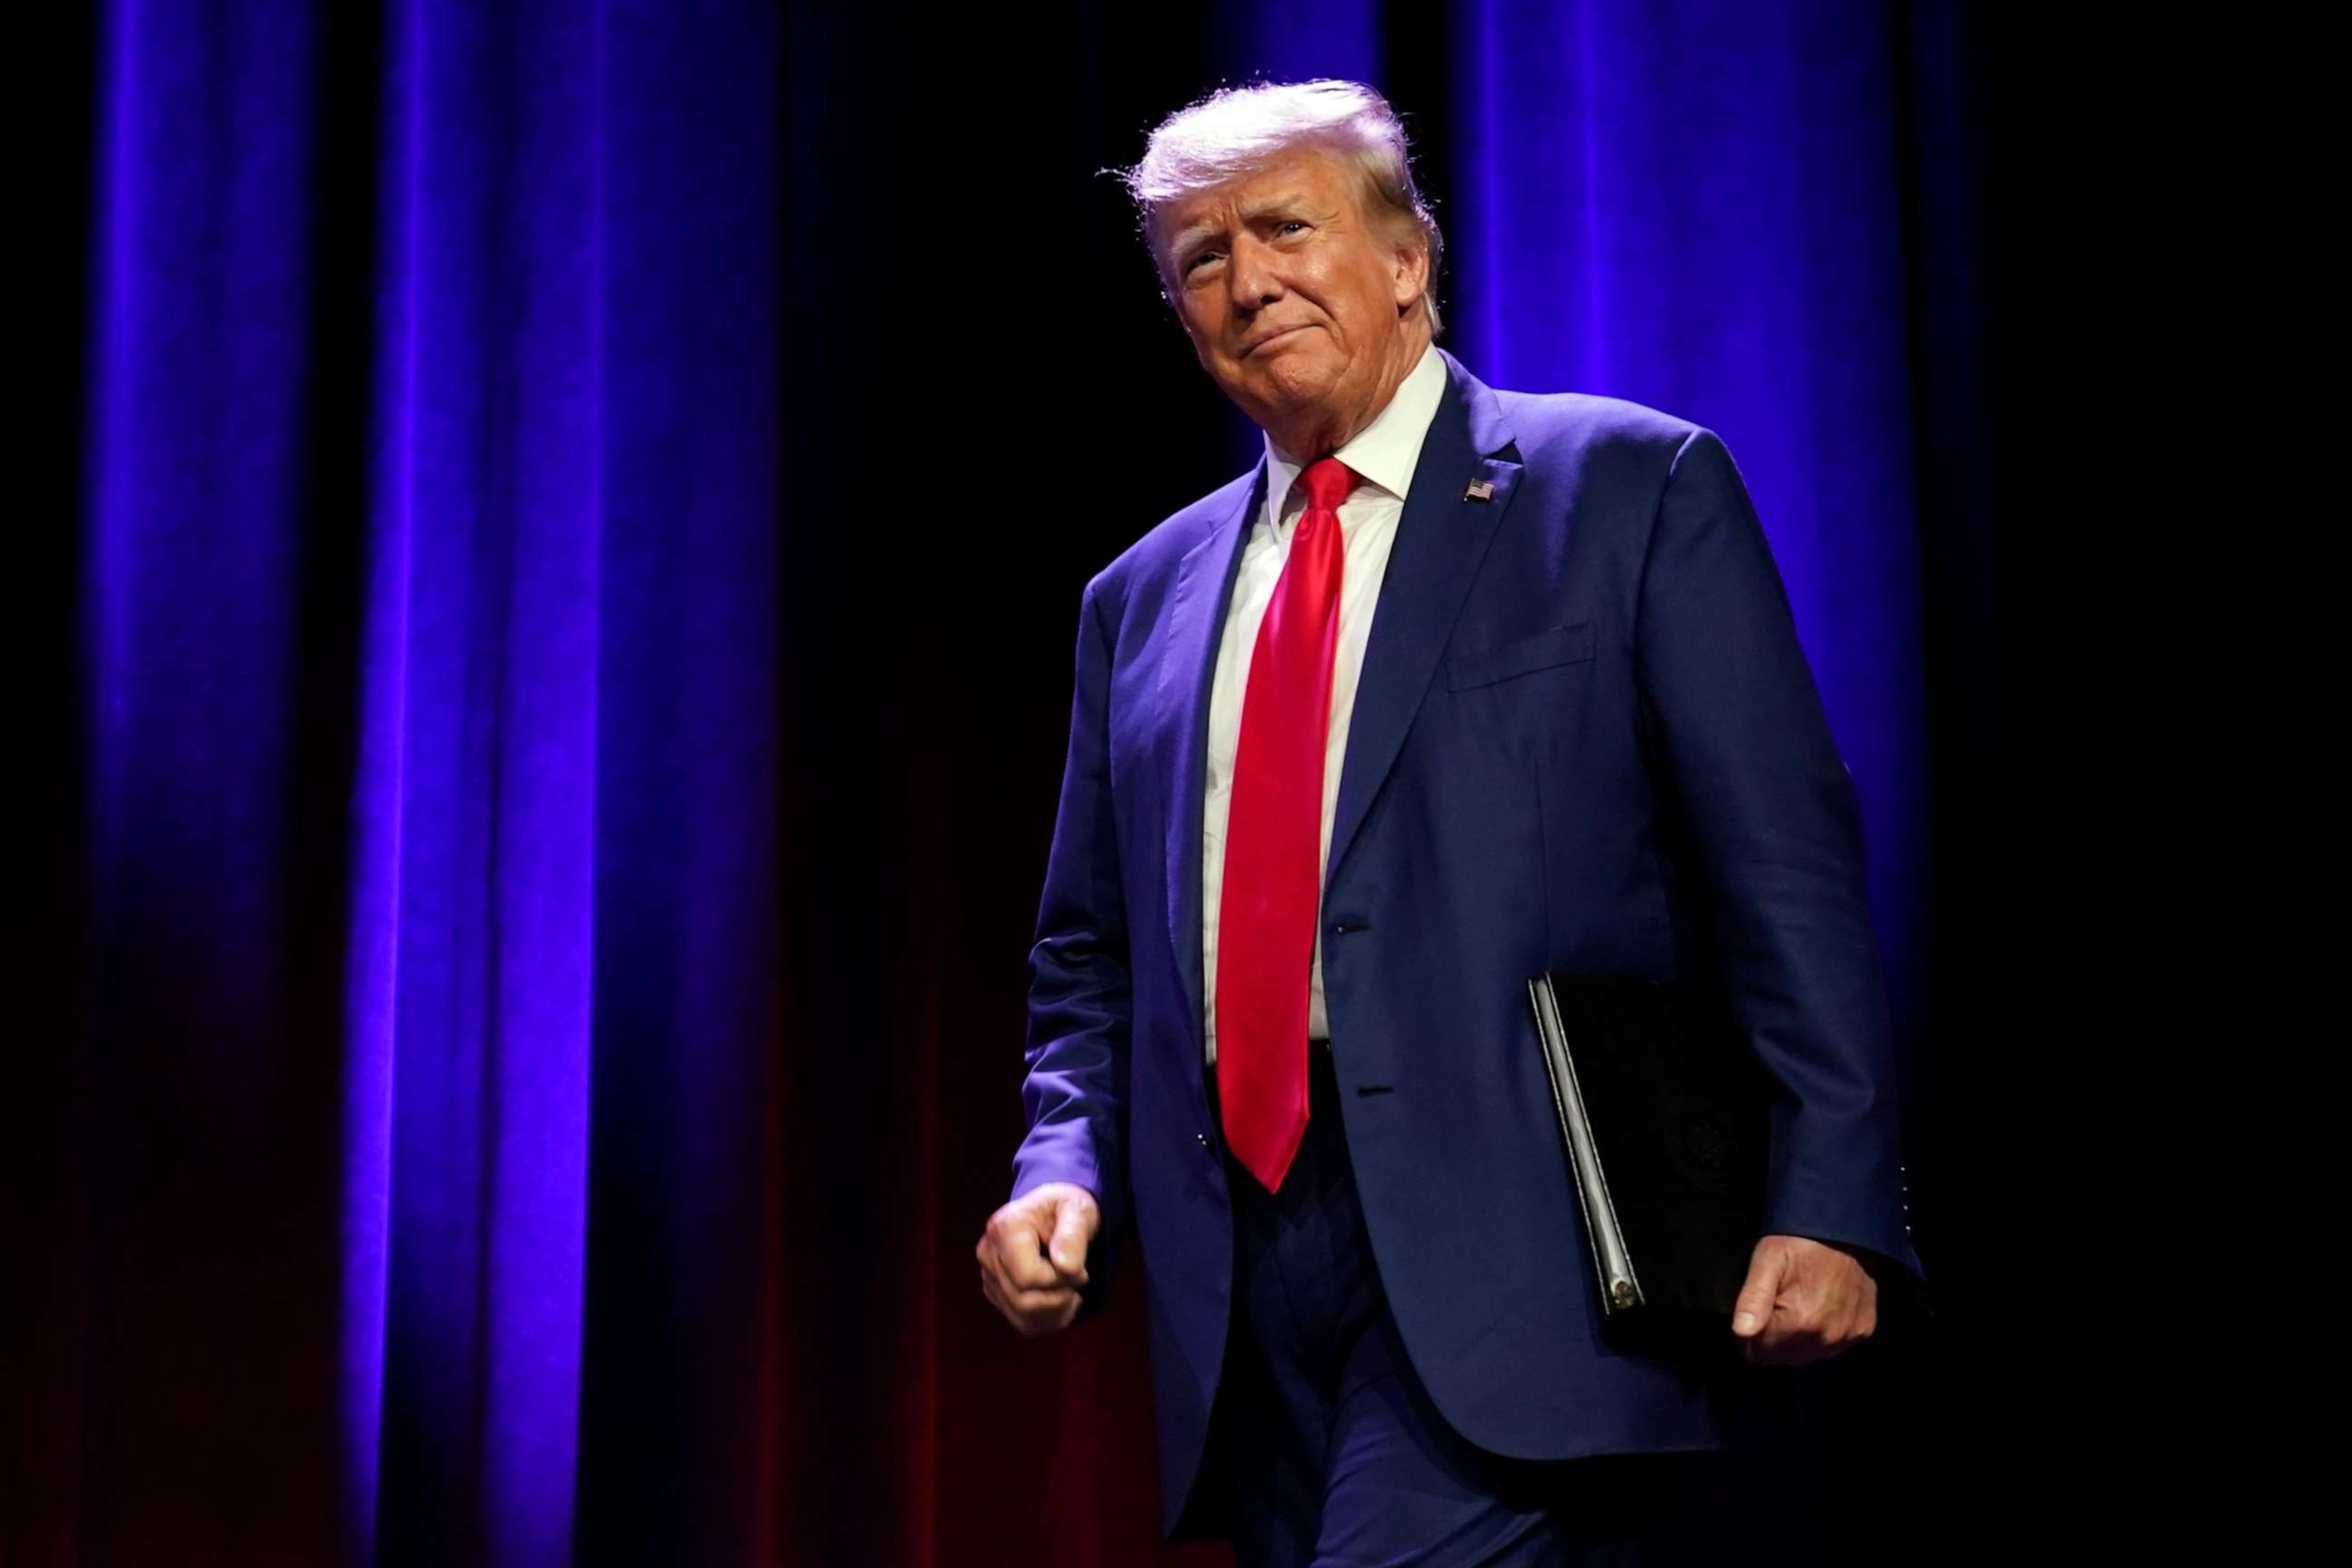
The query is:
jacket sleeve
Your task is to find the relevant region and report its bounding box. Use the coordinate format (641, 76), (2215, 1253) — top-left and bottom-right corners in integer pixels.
(1633, 428), (1922, 1282)
(1009, 573), (1135, 1319)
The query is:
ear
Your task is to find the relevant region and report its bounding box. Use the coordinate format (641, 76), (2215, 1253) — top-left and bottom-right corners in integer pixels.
(1390, 233), (1432, 313)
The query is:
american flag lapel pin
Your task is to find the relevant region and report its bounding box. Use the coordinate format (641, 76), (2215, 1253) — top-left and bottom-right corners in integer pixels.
(1463, 476), (1495, 501)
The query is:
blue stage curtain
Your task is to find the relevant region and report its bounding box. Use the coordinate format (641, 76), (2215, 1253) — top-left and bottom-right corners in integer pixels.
(73, 3), (359, 1559)
(58, 2), (781, 1561)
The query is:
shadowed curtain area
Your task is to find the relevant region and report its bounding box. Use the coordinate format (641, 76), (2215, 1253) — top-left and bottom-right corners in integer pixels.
(6, 0), (2082, 1562)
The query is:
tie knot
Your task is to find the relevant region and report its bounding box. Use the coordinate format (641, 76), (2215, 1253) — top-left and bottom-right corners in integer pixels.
(1298, 457), (1357, 515)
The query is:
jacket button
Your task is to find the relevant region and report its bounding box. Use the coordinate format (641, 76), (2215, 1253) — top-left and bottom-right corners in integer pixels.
(1197, 1131), (1215, 1149)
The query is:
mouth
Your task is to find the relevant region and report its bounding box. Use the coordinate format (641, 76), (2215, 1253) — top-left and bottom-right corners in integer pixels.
(1239, 323), (1314, 358)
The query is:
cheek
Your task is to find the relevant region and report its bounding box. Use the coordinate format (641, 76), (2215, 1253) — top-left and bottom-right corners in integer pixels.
(1177, 308), (1222, 361)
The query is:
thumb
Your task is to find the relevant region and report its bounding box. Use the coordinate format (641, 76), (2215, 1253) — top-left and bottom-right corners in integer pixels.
(1047, 1195), (1094, 1284)
(1731, 1243), (1784, 1338)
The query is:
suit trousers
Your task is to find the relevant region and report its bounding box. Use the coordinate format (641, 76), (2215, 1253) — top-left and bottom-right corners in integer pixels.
(1207, 1040), (1731, 1567)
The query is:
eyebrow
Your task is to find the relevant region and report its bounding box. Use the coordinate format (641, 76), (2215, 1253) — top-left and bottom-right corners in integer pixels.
(1166, 191), (1316, 265)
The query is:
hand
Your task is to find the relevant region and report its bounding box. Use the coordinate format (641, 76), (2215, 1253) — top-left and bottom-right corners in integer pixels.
(1729, 1234), (1878, 1365)
(976, 1182), (1100, 1338)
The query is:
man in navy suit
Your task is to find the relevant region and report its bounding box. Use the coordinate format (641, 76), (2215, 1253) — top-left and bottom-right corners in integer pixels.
(975, 79), (1919, 1565)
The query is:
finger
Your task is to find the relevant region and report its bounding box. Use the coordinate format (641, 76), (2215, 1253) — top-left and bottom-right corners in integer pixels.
(1730, 1243), (1785, 1339)
(1002, 1277), (1080, 1311)
(1850, 1273), (1879, 1342)
(1746, 1280), (1830, 1361)
(991, 1215), (1060, 1292)
(1815, 1268), (1875, 1347)
(1014, 1285), (1080, 1336)
(1826, 1294), (1875, 1351)
(980, 1265), (1078, 1336)
(1047, 1197), (1095, 1284)
(1776, 1288), (1854, 1354)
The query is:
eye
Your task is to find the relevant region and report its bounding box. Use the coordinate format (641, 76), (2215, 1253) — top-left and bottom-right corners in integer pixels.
(1278, 220), (1309, 236)
(1184, 248), (1224, 276)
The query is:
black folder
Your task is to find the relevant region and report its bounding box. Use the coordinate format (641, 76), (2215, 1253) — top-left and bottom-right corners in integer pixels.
(1524, 972), (1771, 1328)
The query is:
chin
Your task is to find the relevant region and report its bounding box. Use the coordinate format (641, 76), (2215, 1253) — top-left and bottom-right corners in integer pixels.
(1240, 356), (1341, 416)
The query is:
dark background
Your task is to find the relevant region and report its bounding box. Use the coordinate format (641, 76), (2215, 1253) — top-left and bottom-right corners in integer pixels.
(7, 1), (2241, 1563)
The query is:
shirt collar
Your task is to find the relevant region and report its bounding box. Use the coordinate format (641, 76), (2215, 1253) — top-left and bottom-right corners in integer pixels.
(1262, 343), (1449, 526)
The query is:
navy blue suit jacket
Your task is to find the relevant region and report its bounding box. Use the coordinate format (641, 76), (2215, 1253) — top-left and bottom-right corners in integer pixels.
(1011, 350), (1919, 1537)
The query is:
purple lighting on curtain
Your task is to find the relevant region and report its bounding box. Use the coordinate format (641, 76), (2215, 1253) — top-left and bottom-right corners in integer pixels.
(88, 0), (311, 1007)
(81, 0), (774, 1560)
(83, 1), (341, 1553)
(345, 2), (604, 1561)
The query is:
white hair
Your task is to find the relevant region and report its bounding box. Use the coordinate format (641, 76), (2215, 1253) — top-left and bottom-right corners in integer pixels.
(1121, 79), (1445, 335)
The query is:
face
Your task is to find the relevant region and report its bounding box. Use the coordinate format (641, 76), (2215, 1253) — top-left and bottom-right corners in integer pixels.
(1155, 147), (1430, 450)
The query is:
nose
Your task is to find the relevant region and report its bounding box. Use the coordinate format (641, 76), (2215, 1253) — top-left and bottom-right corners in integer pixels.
(1226, 232), (1283, 312)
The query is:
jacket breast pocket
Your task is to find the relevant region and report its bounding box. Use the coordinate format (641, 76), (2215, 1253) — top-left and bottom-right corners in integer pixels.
(1445, 621), (1596, 691)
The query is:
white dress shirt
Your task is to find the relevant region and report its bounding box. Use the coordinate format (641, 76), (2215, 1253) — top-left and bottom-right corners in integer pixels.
(1202, 343), (1449, 1065)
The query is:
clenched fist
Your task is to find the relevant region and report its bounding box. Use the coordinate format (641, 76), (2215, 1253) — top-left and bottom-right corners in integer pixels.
(976, 1182), (1100, 1337)
(1729, 1233), (1879, 1365)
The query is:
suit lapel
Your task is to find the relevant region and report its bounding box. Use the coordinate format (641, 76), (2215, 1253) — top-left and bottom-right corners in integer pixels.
(1160, 462), (1266, 1061)
(1155, 353), (1521, 1059)
(1324, 353), (1522, 896)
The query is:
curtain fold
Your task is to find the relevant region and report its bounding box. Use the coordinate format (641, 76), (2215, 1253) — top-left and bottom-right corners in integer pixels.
(350, 2), (603, 1560)
(76, 2), (351, 1557)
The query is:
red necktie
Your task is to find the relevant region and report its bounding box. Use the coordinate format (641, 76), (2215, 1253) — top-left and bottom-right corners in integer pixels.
(1217, 456), (1357, 1193)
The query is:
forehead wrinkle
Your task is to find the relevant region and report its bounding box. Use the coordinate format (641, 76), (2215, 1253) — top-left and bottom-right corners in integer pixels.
(1239, 186), (1315, 220)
